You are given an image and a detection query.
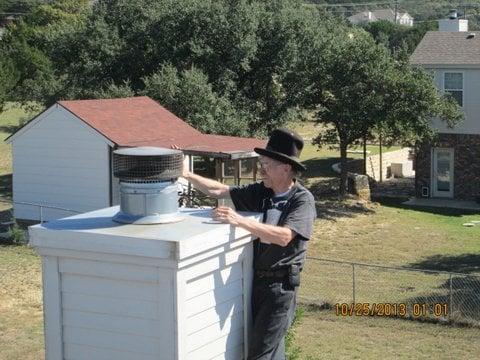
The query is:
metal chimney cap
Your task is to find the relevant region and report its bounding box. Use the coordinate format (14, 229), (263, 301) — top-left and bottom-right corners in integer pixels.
(114, 147), (182, 156)
(449, 9), (458, 19)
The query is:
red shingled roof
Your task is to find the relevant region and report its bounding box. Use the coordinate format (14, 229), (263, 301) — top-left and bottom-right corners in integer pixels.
(59, 96), (266, 157)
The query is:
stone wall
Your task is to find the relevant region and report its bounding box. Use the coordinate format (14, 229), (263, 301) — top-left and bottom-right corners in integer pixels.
(415, 133), (480, 200)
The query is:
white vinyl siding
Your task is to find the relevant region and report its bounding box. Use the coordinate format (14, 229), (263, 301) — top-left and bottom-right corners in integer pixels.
(11, 106), (111, 221)
(59, 258), (175, 360)
(428, 68), (480, 135)
(444, 72), (463, 107)
(180, 242), (253, 360)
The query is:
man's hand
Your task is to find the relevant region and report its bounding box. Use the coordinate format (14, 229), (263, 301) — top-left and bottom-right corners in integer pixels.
(171, 144), (190, 179)
(212, 206), (243, 226)
(213, 206), (296, 247)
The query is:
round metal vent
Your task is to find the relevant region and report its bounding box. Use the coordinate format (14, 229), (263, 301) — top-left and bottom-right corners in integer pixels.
(113, 147), (183, 182)
(112, 147), (184, 224)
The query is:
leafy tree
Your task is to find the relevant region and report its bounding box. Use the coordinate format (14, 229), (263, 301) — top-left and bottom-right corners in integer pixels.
(0, 0), (89, 106)
(297, 26), (462, 195)
(143, 64), (249, 136)
(363, 20), (437, 57)
(0, 56), (18, 111)
(5, 0), (323, 136)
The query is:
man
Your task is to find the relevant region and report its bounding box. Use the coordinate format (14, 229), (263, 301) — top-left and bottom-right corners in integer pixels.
(180, 128), (316, 360)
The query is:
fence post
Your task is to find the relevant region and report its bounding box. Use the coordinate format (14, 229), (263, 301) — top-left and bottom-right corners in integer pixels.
(40, 206), (43, 224)
(449, 274), (453, 319)
(352, 263), (356, 304)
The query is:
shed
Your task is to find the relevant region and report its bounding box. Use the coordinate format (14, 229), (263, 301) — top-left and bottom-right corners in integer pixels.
(6, 97), (266, 221)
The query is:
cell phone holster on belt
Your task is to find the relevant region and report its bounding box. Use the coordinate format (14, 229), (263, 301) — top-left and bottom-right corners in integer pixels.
(288, 264), (301, 287)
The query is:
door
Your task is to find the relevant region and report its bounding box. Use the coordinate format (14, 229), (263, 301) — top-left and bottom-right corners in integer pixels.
(432, 148), (454, 198)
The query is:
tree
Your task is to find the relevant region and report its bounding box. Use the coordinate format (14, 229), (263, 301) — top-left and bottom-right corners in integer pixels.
(0, 56), (18, 111)
(363, 20), (437, 57)
(0, 0), (90, 106)
(3, 0), (325, 136)
(297, 26), (462, 195)
(142, 64), (249, 136)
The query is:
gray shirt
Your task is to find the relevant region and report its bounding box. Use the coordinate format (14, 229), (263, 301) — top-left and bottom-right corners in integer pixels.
(229, 181), (316, 270)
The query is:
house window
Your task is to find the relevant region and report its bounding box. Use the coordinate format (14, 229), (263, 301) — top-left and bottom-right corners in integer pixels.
(444, 72), (463, 106)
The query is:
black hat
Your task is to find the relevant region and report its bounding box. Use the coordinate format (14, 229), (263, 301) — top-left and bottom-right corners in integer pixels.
(254, 128), (306, 171)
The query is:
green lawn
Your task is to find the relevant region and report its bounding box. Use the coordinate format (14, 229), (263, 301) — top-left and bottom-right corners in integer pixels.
(0, 103), (36, 206)
(292, 199), (480, 359)
(294, 308), (480, 360)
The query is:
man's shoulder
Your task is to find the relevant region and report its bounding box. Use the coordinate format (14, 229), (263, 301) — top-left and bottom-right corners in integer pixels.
(292, 182), (315, 202)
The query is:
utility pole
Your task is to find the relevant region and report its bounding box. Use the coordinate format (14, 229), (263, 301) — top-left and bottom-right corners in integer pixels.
(394, 0), (398, 24)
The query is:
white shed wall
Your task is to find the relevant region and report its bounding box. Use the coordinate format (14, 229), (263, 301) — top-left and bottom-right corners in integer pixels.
(11, 105), (111, 220)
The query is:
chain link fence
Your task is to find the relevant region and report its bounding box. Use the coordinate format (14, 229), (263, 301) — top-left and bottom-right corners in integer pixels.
(300, 257), (480, 327)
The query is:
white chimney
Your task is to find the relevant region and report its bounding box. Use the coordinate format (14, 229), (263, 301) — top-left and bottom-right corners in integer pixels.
(29, 147), (263, 360)
(31, 207), (261, 359)
(439, 9), (468, 32)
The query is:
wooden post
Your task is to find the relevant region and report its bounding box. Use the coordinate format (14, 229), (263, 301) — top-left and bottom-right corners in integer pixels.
(363, 135), (367, 175)
(234, 160), (240, 186)
(379, 133), (383, 183)
(215, 158), (223, 183)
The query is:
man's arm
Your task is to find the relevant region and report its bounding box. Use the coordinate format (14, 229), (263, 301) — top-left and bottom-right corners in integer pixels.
(213, 207), (295, 247)
(182, 170), (231, 199)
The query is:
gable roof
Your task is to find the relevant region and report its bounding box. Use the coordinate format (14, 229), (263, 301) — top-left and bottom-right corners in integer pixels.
(348, 9), (412, 23)
(8, 96), (266, 159)
(410, 31), (480, 66)
(58, 97), (202, 146)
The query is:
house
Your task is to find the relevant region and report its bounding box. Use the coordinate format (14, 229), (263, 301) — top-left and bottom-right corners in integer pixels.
(410, 14), (480, 200)
(5, 96), (266, 221)
(0, 15), (15, 39)
(348, 8), (414, 27)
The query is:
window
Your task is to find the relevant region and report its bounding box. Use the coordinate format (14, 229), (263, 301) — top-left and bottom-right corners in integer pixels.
(444, 72), (463, 106)
(193, 157), (215, 178)
(240, 158), (255, 178)
(223, 160), (235, 178)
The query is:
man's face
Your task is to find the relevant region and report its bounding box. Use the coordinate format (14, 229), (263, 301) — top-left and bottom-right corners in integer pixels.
(258, 156), (289, 188)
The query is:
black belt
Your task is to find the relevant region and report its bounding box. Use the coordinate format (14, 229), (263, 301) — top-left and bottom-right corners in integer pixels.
(255, 269), (288, 278)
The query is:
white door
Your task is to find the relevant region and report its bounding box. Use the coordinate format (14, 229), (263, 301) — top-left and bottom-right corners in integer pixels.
(432, 148), (454, 198)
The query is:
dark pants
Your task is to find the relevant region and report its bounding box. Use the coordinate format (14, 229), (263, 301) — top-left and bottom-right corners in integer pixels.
(247, 276), (297, 360)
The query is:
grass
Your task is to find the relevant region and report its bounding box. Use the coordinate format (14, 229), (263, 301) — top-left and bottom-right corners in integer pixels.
(0, 245), (43, 360)
(1, 105), (480, 359)
(0, 103), (35, 205)
(294, 307), (480, 360)
(291, 199), (480, 359)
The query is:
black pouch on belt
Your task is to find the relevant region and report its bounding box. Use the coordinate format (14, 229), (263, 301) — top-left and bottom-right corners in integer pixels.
(288, 264), (301, 287)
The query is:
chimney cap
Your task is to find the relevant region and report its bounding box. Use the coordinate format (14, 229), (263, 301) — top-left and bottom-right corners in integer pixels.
(467, 33), (476, 39)
(114, 147), (182, 157)
(449, 9), (458, 19)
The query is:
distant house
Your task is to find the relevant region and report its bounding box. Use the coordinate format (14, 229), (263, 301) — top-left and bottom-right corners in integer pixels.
(5, 97), (266, 221)
(410, 14), (480, 200)
(0, 15), (15, 38)
(348, 9), (414, 27)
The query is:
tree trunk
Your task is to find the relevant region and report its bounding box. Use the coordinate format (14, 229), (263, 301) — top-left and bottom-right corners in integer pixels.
(363, 134), (367, 175)
(339, 140), (348, 196)
(379, 133), (383, 182)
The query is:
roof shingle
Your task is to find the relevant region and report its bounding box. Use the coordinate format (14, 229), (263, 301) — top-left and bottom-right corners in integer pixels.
(410, 31), (480, 66)
(59, 96), (265, 157)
